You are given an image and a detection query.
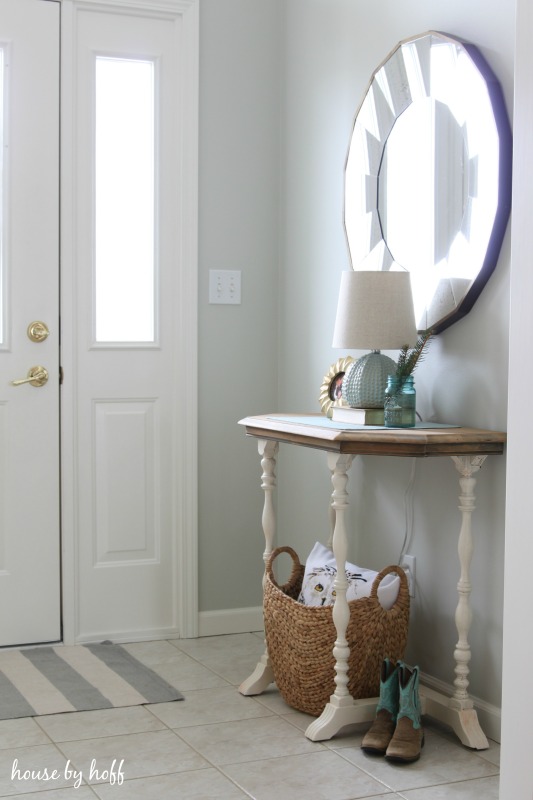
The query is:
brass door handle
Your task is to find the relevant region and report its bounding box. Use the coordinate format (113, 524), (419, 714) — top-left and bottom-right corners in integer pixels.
(12, 366), (49, 387)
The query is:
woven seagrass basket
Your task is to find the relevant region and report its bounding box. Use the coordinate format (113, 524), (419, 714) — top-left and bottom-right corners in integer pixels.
(263, 546), (410, 717)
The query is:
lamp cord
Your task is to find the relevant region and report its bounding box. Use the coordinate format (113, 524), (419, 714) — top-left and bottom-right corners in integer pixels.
(398, 457), (417, 562)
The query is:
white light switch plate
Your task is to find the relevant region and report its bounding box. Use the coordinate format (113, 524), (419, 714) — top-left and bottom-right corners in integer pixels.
(209, 270), (241, 304)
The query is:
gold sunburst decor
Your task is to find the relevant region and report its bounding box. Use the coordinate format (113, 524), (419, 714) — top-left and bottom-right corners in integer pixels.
(319, 356), (354, 417)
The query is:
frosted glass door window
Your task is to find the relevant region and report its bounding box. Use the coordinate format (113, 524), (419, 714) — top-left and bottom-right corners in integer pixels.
(95, 56), (155, 343)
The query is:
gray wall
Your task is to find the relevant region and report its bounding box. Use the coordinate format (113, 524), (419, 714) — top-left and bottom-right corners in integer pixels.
(198, 0), (282, 612)
(198, 0), (513, 711)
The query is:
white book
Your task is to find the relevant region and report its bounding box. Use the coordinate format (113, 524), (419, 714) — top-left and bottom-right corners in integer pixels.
(331, 406), (384, 425)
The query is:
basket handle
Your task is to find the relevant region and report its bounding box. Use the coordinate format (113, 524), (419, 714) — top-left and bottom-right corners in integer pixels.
(369, 564), (409, 607)
(265, 546), (302, 592)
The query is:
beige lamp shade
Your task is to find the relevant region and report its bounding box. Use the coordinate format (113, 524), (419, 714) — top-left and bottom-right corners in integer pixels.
(332, 270), (417, 350)
(332, 270), (418, 408)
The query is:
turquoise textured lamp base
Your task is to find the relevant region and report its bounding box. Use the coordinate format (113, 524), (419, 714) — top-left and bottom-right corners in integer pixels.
(342, 351), (396, 408)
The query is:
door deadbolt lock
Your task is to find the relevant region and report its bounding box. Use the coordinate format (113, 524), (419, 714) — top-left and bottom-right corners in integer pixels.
(12, 366), (49, 387)
(27, 321), (50, 343)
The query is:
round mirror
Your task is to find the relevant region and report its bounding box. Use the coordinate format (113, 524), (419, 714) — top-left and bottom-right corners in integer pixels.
(344, 31), (512, 333)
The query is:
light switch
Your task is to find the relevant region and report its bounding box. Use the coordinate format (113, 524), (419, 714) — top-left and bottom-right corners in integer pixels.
(209, 270), (241, 304)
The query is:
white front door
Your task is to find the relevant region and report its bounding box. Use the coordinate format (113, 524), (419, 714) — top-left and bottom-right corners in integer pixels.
(0, 0), (198, 648)
(0, 0), (60, 646)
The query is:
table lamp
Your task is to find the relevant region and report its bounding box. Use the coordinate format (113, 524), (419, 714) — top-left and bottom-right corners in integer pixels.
(332, 270), (417, 408)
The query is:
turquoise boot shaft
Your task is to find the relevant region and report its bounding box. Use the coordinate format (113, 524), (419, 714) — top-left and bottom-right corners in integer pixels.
(376, 658), (401, 720)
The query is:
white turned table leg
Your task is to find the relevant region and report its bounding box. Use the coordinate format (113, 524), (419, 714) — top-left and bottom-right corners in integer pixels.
(306, 452), (380, 741)
(451, 454), (487, 708)
(328, 453), (353, 702)
(239, 439), (278, 696)
(259, 439), (279, 569)
(420, 455), (489, 749)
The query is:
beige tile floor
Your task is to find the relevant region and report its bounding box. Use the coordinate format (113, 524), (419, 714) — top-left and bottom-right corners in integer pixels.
(0, 633), (500, 799)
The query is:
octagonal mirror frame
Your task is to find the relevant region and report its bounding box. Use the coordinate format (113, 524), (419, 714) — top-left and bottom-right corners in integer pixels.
(344, 31), (512, 333)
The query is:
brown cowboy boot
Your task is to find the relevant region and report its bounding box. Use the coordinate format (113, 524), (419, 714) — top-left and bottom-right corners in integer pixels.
(361, 659), (400, 755)
(385, 662), (424, 762)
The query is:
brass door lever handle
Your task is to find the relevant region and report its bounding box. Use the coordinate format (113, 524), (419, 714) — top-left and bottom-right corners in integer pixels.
(12, 366), (49, 387)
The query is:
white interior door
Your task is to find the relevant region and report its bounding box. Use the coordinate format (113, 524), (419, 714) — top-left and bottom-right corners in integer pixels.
(0, 0), (60, 646)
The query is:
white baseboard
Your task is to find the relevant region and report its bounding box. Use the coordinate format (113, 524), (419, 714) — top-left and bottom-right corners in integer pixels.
(421, 670), (501, 743)
(198, 606), (263, 637)
(74, 627), (181, 645)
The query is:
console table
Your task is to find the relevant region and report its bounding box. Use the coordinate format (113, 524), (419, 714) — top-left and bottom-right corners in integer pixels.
(238, 413), (506, 749)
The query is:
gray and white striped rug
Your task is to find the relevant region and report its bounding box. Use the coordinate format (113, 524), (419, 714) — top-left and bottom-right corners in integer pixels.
(0, 642), (183, 719)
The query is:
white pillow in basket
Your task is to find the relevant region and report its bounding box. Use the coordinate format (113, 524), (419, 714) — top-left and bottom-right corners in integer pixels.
(297, 541), (400, 610)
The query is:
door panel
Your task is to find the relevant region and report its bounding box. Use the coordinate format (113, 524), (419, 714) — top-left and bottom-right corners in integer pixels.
(0, 0), (60, 646)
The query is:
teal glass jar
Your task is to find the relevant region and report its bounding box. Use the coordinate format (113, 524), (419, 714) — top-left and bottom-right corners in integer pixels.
(384, 375), (402, 427)
(384, 375), (416, 428)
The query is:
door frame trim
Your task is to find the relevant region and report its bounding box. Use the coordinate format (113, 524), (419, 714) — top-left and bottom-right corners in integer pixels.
(59, 0), (199, 643)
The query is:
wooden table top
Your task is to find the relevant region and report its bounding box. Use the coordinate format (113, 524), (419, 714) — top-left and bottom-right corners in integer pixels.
(238, 414), (507, 457)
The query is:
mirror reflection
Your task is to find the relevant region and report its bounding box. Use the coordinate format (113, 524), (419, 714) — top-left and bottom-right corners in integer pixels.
(344, 32), (512, 333)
